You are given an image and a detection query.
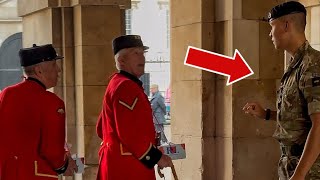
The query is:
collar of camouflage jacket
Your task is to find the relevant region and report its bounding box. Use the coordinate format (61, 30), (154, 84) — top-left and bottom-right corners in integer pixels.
(290, 40), (309, 69)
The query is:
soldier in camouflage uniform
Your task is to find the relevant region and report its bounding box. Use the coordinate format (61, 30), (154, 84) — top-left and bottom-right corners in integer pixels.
(243, 1), (320, 180)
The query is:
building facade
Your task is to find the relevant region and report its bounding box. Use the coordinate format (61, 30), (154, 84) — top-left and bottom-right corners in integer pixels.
(0, 0), (21, 46)
(0, 0), (22, 90)
(9, 0), (320, 179)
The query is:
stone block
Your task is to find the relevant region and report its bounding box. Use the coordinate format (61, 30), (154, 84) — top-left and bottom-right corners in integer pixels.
(75, 85), (105, 126)
(62, 47), (75, 86)
(171, 23), (202, 82)
(214, 21), (233, 57)
(242, 0), (286, 20)
(259, 22), (284, 79)
(55, 48), (64, 86)
(202, 79), (215, 137)
(214, 20), (232, 80)
(76, 121), (85, 156)
(233, 19), (259, 79)
(171, 80), (203, 137)
(201, 22), (215, 52)
(74, 45), (116, 86)
(22, 11), (51, 46)
(18, 0), (58, 17)
(313, 44), (320, 51)
(82, 85), (105, 126)
(0, 7), (20, 19)
(84, 125), (100, 164)
(66, 124), (77, 153)
(171, 0), (214, 26)
(22, 8), (62, 47)
(215, 137), (233, 180)
(61, 7), (74, 48)
(75, 85), (84, 127)
(232, 79), (278, 138)
(74, 5), (122, 46)
(0, 23), (22, 46)
(233, 0), (243, 20)
(201, 0), (214, 23)
(52, 8), (63, 47)
(82, 165), (99, 180)
(70, 0), (130, 8)
(171, 0), (201, 27)
(215, 79), (232, 138)
(64, 86), (76, 125)
(310, 6), (320, 45)
(59, 0), (71, 7)
(233, 137), (280, 180)
(203, 137), (215, 179)
(299, 0), (320, 7)
(171, 135), (203, 180)
(305, 7), (311, 41)
(202, 71), (216, 84)
(215, 0), (232, 22)
(53, 85), (64, 100)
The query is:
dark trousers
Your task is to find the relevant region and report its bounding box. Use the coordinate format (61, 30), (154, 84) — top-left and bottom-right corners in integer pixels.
(154, 124), (168, 144)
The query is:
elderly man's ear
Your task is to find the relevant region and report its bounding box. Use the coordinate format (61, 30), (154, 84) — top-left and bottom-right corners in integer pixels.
(118, 57), (126, 66)
(33, 65), (42, 75)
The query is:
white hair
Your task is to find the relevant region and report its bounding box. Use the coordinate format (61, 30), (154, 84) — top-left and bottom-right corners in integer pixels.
(22, 64), (38, 76)
(114, 48), (135, 70)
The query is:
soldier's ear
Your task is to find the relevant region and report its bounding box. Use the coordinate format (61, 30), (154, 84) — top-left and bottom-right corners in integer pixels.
(284, 21), (289, 32)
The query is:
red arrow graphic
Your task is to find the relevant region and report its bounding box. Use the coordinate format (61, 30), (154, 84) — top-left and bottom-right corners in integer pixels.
(184, 46), (254, 86)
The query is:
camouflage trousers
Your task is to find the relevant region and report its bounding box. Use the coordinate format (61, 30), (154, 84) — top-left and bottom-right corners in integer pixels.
(278, 143), (320, 180)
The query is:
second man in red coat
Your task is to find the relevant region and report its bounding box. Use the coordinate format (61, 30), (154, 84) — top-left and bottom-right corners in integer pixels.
(96, 35), (173, 180)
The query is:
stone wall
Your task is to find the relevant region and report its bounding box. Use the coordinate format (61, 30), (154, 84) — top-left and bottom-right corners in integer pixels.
(171, 0), (320, 179)
(0, 0), (22, 46)
(171, 0), (285, 179)
(170, 0), (215, 179)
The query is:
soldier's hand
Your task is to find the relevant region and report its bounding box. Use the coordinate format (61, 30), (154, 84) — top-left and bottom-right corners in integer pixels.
(63, 154), (78, 176)
(242, 102), (266, 119)
(157, 154), (173, 169)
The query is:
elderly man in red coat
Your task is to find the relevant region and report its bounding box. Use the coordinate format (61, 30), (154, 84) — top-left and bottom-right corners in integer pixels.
(96, 35), (173, 180)
(0, 44), (77, 179)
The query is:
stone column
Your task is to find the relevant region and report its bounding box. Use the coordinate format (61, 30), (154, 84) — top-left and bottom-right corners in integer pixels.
(71, 1), (129, 179)
(300, 1), (320, 51)
(172, 0), (285, 179)
(227, 1), (284, 180)
(60, 7), (77, 180)
(171, 0), (215, 179)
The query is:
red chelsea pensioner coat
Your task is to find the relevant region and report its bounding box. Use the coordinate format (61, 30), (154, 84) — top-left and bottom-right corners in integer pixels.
(0, 79), (68, 180)
(96, 71), (163, 180)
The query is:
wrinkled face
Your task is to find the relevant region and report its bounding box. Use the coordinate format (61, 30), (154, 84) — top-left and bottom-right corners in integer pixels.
(269, 19), (288, 49)
(122, 47), (146, 78)
(39, 60), (61, 89)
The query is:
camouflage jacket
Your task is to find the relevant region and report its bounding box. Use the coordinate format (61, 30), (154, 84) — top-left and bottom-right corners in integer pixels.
(274, 41), (320, 144)
(274, 41), (320, 179)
